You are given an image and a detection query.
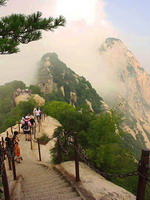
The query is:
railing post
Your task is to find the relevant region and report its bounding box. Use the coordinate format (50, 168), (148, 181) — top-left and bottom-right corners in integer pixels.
(11, 154), (17, 180)
(56, 133), (62, 164)
(74, 133), (80, 182)
(0, 142), (10, 200)
(5, 141), (12, 170)
(8, 154), (12, 170)
(18, 122), (20, 134)
(34, 126), (36, 139)
(34, 124), (36, 139)
(10, 144), (16, 180)
(38, 122), (40, 132)
(11, 126), (13, 134)
(37, 138), (41, 161)
(1, 162), (10, 200)
(136, 149), (150, 200)
(30, 133), (32, 150)
(1, 137), (4, 148)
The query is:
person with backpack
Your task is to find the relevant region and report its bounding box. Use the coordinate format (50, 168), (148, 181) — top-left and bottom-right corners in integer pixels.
(30, 115), (36, 135)
(22, 116), (31, 141)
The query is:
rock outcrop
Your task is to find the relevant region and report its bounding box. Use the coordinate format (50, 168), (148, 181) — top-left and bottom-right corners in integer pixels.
(99, 37), (150, 150)
(56, 161), (136, 200)
(37, 53), (104, 113)
(14, 93), (45, 106)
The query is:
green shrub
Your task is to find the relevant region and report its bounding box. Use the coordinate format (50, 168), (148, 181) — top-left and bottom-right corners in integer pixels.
(39, 133), (50, 144)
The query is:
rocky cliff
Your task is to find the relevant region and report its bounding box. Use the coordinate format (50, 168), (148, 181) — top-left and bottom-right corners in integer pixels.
(37, 53), (104, 113)
(99, 38), (150, 151)
(14, 93), (45, 106)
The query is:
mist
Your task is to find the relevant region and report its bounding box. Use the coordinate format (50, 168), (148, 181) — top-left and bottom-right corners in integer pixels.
(0, 0), (149, 100)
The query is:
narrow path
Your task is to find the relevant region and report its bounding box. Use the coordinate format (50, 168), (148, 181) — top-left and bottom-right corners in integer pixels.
(11, 135), (82, 200)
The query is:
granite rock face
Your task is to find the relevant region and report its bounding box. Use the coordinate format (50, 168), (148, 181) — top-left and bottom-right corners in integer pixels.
(37, 52), (104, 113)
(100, 38), (150, 149)
(14, 93), (45, 106)
(58, 161), (136, 200)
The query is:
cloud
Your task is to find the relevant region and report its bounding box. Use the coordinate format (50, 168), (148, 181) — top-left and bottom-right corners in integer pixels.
(0, 0), (119, 87)
(1, 0), (149, 101)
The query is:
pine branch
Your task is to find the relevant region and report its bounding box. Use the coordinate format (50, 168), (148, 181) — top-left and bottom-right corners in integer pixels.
(0, 0), (7, 6)
(0, 11), (66, 54)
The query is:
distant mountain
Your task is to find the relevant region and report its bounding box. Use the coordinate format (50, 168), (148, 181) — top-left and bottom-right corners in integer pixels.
(37, 52), (105, 113)
(99, 37), (150, 152)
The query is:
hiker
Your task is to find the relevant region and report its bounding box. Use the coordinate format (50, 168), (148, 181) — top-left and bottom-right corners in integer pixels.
(30, 115), (36, 135)
(30, 115), (35, 125)
(21, 116), (25, 123)
(33, 108), (37, 118)
(5, 134), (14, 157)
(5, 134), (13, 148)
(21, 117), (25, 133)
(22, 116), (31, 141)
(14, 142), (22, 163)
(25, 88), (29, 93)
(26, 113), (31, 120)
(13, 131), (19, 143)
(35, 108), (41, 122)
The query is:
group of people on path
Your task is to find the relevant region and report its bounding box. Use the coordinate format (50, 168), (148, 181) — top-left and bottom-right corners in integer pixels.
(14, 88), (31, 98)
(5, 131), (22, 163)
(21, 107), (42, 141)
(4, 108), (43, 164)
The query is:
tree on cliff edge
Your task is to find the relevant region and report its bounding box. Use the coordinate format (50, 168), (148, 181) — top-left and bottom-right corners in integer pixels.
(0, 0), (65, 54)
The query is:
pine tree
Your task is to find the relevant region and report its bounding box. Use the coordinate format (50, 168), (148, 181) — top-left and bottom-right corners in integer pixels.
(0, 0), (66, 54)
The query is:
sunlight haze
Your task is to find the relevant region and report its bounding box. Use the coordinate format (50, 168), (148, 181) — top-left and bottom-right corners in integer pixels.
(0, 0), (149, 91)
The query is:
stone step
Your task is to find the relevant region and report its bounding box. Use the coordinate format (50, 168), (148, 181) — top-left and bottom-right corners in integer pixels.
(20, 166), (58, 175)
(20, 167), (58, 174)
(24, 171), (61, 179)
(22, 185), (74, 194)
(20, 196), (83, 200)
(23, 176), (65, 185)
(22, 182), (70, 191)
(11, 194), (83, 200)
(22, 191), (79, 199)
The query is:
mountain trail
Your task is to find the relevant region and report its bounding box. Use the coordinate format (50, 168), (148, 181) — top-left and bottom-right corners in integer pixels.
(10, 134), (82, 200)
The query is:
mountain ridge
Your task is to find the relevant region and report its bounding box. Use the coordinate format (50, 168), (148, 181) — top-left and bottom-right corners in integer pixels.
(37, 52), (104, 113)
(99, 37), (150, 150)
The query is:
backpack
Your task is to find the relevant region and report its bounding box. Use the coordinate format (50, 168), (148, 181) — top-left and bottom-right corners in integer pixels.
(30, 118), (35, 125)
(22, 121), (29, 130)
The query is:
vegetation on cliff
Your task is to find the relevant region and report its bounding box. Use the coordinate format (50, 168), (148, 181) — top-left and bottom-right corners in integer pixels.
(43, 101), (140, 196)
(40, 53), (102, 113)
(1, 79), (150, 198)
(0, 80), (37, 132)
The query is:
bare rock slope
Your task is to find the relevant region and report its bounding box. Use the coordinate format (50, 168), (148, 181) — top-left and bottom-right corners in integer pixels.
(100, 38), (150, 149)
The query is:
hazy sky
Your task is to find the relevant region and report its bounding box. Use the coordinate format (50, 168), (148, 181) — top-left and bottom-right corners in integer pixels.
(0, 0), (150, 87)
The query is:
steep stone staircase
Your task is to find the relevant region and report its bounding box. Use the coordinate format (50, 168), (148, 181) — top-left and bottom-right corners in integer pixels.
(10, 135), (83, 200)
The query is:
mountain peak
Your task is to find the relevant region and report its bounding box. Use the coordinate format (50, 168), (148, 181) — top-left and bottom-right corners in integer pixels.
(99, 37), (141, 70)
(99, 37), (127, 53)
(105, 37), (122, 43)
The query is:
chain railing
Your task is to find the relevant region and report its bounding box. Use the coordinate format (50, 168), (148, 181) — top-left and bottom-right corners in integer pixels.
(0, 114), (47, 199)
(56, 133), (150, 200)
(30, 121), (56, 162)
(2, 114), (150, 200)
(0, 141), (10, 200)
(77, 145), (139, 179)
